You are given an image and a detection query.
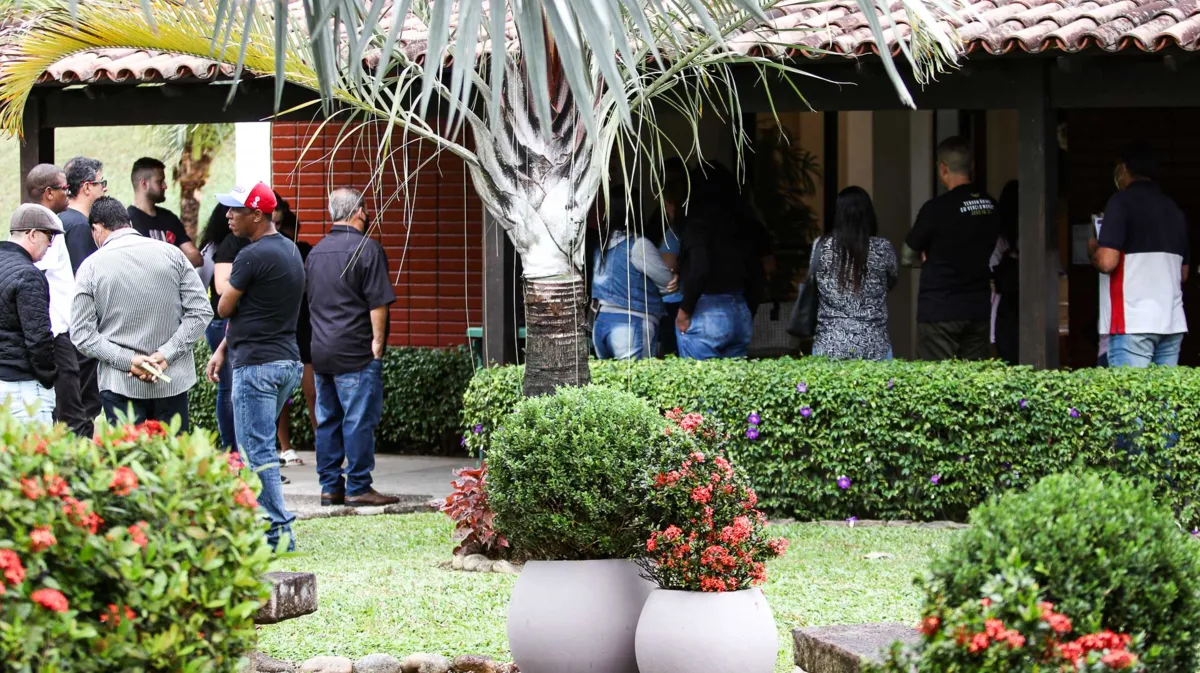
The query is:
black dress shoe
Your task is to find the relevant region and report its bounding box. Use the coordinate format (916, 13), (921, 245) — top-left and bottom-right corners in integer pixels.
(321, 492), (345, 507)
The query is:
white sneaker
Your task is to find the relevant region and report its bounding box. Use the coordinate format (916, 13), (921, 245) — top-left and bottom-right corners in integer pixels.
(279, 449), (304, 467)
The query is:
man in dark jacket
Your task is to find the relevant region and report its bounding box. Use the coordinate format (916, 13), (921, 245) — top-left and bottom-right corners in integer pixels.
(0, 204), (63, 423)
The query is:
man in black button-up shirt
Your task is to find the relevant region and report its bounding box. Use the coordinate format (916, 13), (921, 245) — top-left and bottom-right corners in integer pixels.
(306, 188), (398, 509)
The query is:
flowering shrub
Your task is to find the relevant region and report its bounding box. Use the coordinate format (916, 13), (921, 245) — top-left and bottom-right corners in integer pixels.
(462, 358), (1200, 525)
(640, 409), (788, 592)
(869, 560), (1145, 673)
(487, 385), (685, 560)
(926, 472), (1200, 671)
(442, 463), (511, 559)
(0, 413), (272, 671)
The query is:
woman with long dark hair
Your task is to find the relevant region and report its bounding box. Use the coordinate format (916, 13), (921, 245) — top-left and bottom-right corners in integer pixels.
(199, 203), (237, 451)
(992, 180), (1019, 365)
(810, 186), (898, 360)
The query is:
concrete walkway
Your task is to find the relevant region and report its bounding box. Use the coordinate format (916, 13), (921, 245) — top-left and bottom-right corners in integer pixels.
(279, 451), (478, 520)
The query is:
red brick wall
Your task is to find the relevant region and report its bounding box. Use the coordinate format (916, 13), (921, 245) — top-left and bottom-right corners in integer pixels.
(271, 122), (483, 348)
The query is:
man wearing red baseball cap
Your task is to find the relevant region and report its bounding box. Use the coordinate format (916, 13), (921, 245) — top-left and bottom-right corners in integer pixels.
(207, 181), (304, 551)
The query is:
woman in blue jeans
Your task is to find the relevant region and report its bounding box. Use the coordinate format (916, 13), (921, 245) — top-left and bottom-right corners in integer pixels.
(198, 204), (237, 450)
(591, 194), (677, 360)
(675, 163), (764, 360)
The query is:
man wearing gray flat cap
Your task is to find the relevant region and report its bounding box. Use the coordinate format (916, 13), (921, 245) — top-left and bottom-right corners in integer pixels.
(0, 203), (63, 423)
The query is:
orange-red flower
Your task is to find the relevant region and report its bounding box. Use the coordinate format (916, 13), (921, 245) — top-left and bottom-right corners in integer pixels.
(234, 481), (257, 509)
(919, 616), (941, 636)
(29, 526), (56, 552)
(1046, 612), (1072, 634)
(1102, 649), (1137, 670)
(227, 452), (245, 474)
(968, 632), (991, 654)
(33, 438), (48, 454)
(109, 467), (138, 496)
(100, 603), (137, 626)
(30, 587), (68, 613)
(20, 477), (44, 500)
(138, 420), (167, 437)
(0, 549), (26, 591)
(127, 522), (149, 548)
(44, 475), (69, 498)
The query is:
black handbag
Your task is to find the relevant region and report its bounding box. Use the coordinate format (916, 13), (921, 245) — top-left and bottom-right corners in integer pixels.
(787, 238), (823, 338)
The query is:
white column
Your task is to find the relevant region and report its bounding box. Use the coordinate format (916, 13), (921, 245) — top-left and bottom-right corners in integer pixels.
(235, 122), (273, 187)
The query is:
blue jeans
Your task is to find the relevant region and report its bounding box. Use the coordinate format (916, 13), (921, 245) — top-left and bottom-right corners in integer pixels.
(676, 294), (753, 360)
(205, 319), (236, 451)
(233, 360), (303, 551)
(315, 359), (383, 497)
(1107, 333), (1184, 368)
(593, 312), (657, 360)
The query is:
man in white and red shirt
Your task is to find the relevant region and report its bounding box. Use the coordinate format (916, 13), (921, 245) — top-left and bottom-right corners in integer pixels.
(1090, 141), (1189, 367)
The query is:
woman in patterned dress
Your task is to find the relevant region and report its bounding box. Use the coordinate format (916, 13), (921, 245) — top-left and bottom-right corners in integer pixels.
(810, 186), (898, 361)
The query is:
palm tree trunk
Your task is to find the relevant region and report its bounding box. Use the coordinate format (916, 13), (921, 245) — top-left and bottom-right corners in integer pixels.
(522, 276), (590, 397)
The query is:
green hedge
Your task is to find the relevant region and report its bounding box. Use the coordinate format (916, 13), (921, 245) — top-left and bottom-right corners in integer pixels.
(190, 343), (474, 455)
(461, 358), (1200, 526)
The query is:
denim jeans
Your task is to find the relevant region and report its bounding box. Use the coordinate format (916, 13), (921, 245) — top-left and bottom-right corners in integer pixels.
(676, 294), (753, 360)
(100, 391), (189, 431)
(205, 319), (236, 451)
(1107, 333), (1184, 368)
(0, 379), (55, 425)
(593, 312), (657, 360)
(233, 360), (303, 551)
(315, 359), (383, 496)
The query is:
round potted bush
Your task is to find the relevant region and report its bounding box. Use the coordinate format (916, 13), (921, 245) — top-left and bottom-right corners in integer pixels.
(634, 409), (789, 673)
(488, 385), (683, 673)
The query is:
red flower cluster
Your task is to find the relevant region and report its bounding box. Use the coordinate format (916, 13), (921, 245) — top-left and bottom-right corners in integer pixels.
(127, 521), (149, 548)
(30, 587), (68, 613)
(1056, 628), (1137, 668)
(226, 451), (245, 474)
(645, 411), (787, 593)
(109, 466), (138, 496)
(29, 526), (56, 552)
(61, 497), (104, 535)
(0, 549), (26, 594)
(100, 603), (137, 626)
(233, 481), (257, 509)
(110, 420), (170, 445)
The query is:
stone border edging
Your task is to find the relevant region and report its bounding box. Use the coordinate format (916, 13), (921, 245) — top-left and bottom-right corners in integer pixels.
(249, 651), (519, 673)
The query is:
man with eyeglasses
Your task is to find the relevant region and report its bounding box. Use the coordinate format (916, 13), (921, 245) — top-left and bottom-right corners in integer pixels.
(0, 204), (62, 424)
(26, 164), (93, 436)
(57, 156), (107, 434)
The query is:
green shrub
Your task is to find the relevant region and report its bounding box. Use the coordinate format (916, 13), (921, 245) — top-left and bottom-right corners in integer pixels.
(0, 414), (272, 672)
(191, 342), (474, 455)
(487, 385), (685, 560)
(461, 358), (1200, 526)
(924, 472), (1200, 671)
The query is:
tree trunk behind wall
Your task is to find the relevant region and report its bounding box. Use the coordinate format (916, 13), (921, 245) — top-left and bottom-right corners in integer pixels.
(522, 276), (591, 397)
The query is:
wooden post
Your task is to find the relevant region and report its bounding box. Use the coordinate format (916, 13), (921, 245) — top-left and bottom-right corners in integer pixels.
(1017, 65), (1060, 369)
(481, 211), (515, 365)
(822, 112), (839, 232)
(19, 96), (55, 202)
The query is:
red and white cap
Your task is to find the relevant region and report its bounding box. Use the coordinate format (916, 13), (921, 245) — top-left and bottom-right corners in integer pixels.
(216, 182), (277, 214)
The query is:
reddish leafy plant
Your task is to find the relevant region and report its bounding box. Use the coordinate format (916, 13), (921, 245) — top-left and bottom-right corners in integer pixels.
(641, 409), (788, 592)
(442, 463), (510, 559)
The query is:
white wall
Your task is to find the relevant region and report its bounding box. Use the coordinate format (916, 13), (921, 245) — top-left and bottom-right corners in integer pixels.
(235, 122), (272, 187)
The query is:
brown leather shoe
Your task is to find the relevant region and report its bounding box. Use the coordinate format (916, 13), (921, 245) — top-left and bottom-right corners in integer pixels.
(346, 489), (401, 507)
(320, 492), (345, 507)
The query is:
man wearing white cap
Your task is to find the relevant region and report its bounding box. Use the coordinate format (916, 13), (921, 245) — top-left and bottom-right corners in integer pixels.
(206, 181), (305, 552)
(0, 204), (63, 423)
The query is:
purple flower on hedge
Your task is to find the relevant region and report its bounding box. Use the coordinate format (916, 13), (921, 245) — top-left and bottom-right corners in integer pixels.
(748, 413), (761, 425)
(1069, 408), (1080, 419)
(746, 426), (760, 440)
(887, 378), (895, 390)
(837, 476), (851, 490)
(1192, 528), (1199, 537)
(800, 406), (813, 418)
(847, 517), (858, 525)
(796, 382), (808, 394)
(460, 435), (468, 447)
(1019, 399), (1027, 410)
(930, 474), (941, 485)
(473, 424), (484, 434)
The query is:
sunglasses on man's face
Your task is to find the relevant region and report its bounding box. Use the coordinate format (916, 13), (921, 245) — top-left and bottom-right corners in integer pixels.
(48, 184), (68, 192)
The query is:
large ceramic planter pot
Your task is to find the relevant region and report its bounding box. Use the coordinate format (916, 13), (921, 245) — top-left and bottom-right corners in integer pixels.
(635, 587), (778, 673)
(507, 559), (654, 673)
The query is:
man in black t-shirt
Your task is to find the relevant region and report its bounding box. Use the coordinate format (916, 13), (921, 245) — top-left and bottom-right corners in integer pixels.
(205, 182), (304, 552)
(128, 158), (203, 268)
(902, 136), (1000, 361)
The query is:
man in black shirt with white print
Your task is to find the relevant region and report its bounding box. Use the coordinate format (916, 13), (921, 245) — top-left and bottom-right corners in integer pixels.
(902, 136), (1000, 361)
(128, 157), (203, 268)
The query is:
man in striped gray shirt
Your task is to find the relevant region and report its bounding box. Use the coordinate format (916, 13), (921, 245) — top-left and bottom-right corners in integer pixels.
(71, 196), (213, 430)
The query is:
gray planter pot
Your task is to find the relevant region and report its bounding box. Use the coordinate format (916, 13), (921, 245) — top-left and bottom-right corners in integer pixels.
(507, 559), (653, 673)
(635, 588), (778, 673)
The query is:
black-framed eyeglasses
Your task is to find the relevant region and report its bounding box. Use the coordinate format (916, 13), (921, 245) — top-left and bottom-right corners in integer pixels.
(85, 179), (108, 189)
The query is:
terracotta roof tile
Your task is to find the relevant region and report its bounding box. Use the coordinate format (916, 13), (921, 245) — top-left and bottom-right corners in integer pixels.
(9, 0), (1200, 85)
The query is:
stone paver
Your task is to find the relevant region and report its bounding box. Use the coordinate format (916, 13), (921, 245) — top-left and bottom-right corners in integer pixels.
(255, 572), (318, 625)
(793, 623), (918, 673)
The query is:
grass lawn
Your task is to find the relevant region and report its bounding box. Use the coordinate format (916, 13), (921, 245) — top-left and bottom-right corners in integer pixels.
(260, 514), (958, 672)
